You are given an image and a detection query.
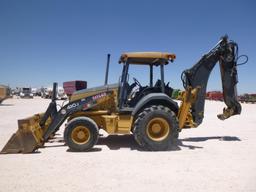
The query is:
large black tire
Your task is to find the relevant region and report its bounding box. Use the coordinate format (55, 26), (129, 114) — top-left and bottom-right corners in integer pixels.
(64, 117), (99, 152)
(133, 105), (179, 151)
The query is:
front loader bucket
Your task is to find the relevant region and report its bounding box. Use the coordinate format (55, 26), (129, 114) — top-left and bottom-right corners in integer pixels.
(1, 114), (47, 154)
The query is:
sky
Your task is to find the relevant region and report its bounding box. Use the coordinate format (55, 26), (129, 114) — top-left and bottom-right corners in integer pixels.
(0, 0), (255, 94)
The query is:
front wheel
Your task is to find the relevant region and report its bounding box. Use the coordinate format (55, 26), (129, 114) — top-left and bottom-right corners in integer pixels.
(133, 105), (179, 151)
(64, 117), (99, 152)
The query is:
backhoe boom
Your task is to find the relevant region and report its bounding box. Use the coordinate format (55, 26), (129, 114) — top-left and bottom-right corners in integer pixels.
(179, 36), (242, 128)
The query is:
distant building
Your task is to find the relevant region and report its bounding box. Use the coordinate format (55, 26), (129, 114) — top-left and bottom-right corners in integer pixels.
(0, 84), (11, 103)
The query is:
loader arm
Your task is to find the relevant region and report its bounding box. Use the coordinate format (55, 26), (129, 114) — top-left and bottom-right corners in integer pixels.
(1, 89), (114, 154)
(178, 36), (242, 128)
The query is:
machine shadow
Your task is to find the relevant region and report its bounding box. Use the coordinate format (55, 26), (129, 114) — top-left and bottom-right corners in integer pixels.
(66, 148), (102, 153)
(97, 135), (139, 151)
(42, 135), (241, 152)
(96, 135), (201, 151)
(0, 103), (14, 106)
(42, 137), (66, 149)
(181, 136), (241, 142)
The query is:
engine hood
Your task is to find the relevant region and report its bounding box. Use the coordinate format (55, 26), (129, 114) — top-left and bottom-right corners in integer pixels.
(70, 83), (119, 101)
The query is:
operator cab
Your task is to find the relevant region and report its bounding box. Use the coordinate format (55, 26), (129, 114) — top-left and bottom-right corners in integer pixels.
(118, 52), (176, 109)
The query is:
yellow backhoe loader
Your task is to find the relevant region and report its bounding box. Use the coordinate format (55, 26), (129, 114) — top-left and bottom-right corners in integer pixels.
(1, 36), (246, 153)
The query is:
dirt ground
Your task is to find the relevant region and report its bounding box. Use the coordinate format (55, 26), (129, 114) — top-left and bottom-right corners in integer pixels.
(0, 97), (255, 192)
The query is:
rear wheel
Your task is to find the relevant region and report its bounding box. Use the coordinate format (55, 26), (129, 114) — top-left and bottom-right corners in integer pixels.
(64, 117), (99, 151)
(133, 105), (178, 151)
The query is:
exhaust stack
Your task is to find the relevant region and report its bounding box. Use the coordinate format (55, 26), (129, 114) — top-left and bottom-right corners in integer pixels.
(104, 54), (111, 85)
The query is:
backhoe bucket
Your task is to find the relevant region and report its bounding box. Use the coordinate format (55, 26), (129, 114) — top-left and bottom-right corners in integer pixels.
(1, 114), (49, 154)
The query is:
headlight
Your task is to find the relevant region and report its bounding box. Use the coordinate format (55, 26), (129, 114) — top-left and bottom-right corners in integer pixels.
(30, 93), (33, 97)
(20, 92), (24, 96)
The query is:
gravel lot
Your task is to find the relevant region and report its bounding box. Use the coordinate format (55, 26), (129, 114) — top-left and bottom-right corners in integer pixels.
(0, 97), (255, 192)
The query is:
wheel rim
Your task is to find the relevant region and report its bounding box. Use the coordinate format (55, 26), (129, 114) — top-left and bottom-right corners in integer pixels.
(71, 126), (91, 145)
(146, 118), (170, 141)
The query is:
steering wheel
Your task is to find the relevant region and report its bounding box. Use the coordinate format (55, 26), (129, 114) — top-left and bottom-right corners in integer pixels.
(133, 77), (142, 88)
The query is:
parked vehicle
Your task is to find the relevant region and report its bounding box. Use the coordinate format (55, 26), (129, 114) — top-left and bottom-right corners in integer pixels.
(31, 88), (37, 96)
(41, 87), (52, 99)
(63, 80), (87, 97)
(171, 89), (182, 100)
(239, 94), (256, 104)
(20, 87), (33, 98)
(206, 91), (223, 101)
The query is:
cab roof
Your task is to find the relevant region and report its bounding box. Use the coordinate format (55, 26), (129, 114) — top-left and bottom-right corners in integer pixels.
(119, 52), (176, 66)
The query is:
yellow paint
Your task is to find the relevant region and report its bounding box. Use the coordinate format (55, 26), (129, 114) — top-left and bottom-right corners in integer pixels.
(70, 86), (118, 102)
(146, 117), (170, 141)
(119, 52), (176, 64)
(178, 86), (200, 129)
(68, 88), (133, 135)
(117, 115), (133, 134)
(71, 126), (91, 145)
(101, 114), (133, 134)
(102, 115), (118, 133)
